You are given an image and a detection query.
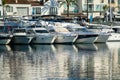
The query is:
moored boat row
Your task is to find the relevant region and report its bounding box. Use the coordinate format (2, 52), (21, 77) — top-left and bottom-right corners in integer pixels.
(2, 18), (120, 44)
(0, 24), (109, 45)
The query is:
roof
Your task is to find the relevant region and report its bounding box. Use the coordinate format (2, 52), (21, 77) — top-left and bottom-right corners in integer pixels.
(29, 1), (44, 6)
(61, 13), (87, 18)
(6, 0), (30, 4)
(5, 0), (44, 6)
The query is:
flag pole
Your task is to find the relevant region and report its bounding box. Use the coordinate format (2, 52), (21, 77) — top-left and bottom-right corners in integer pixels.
(109, 0), (112, 22)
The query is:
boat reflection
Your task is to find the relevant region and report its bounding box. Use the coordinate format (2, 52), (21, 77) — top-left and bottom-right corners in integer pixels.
(0, 43), (120, 80)
(0, 45), (11, 52)
(75, 44), (98, 51)
(11, 45), (32, 52)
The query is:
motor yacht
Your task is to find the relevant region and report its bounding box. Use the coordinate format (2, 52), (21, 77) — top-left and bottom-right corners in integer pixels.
(107, 22), (120, 41)
(47, 24), (78, 44)
(31, 27), (56, 44)
(0, 33), (12, 44)
(11, 28), (34, 44)
(87, 24), (110, 43)
(65, 25), (99, 44)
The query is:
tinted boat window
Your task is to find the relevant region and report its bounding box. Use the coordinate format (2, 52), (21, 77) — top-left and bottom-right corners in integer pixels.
(49, 29), (55, 32)
(27, 30), (35, 34)
(13, 29), (26, 33)
(35, 30), (49, 33)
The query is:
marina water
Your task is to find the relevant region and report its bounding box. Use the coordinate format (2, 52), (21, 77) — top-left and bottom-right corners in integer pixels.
(0, 42), (120, 80)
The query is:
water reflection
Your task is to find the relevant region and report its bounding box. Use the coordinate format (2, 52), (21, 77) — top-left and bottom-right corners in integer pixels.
(0, 43), (120, 80)
(0, 45), (11, 52)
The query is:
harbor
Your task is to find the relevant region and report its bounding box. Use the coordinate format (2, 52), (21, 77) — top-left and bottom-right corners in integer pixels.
(0, 42), (120, 80)
(1, 0), (120, 80)
(0, 17), (119, 45)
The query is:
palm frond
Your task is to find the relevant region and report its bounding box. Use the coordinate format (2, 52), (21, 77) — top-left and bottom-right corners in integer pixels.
(60, 1), (66, 7)
(2, 0), (6, 6)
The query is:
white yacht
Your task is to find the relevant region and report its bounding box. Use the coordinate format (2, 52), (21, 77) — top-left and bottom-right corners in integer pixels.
(107, 28), (120, 42)
(0, 33), (12, 44)
(107, 22), (120, 42)
(31, 27), (56, 44)
(11, 28), (34, 44)
(59, 22), (98, 43)
(87, 24), (110, 43)
(107, 33), (120, 41)
(65, 25), (98, 43)
(47, 24), (78, 44)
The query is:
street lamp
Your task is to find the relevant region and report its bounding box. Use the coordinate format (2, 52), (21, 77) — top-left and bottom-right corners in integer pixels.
(87, 0), (88, 21)
(109, 0), (112, 22)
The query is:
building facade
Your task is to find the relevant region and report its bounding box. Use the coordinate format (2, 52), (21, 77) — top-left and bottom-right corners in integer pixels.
(0, 0), (3, 17)
(0, 0), (119, 18)
(82, 0), (108, 18)
(82, 0), (119, 18)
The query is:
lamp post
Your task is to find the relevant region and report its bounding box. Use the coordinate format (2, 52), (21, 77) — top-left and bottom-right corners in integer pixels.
(87, 0), (88, 22)
(109, 0), (112, 22)
(100, 3), (102, 16)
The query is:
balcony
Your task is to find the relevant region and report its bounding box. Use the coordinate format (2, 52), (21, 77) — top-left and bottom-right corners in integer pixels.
(85, 0), (93, 3)
(88, 0), (93, 3)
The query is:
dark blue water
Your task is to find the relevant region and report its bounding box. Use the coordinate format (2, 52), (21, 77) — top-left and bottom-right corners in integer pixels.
(0, 42), (120, 80)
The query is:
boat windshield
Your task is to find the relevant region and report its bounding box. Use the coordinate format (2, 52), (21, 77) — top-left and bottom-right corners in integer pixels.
(27, 29), (35, 34)
(49, 29), (55, 32)
(35, 30), (49, 33)
(74, 28), (89, 32)
(13, 29), (26, 33)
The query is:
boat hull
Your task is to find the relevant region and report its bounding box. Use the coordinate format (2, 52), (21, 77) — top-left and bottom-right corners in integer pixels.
(32, 34), (56, 44)
(12, 36), (33, 44)
(54, 35), (77, 44)
(75, 35), (98, 44)
(107, 33), (120, 42)
(95, 34), (109, 43)
(0, 35), (12, 44)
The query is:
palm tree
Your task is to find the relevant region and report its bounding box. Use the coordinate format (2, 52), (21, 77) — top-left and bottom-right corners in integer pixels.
(2, 0), (6, 20)
(103, 5), (109, 12)
(60, 0), (78, 17)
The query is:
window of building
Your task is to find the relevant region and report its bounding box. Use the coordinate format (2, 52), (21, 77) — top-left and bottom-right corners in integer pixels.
(101, 0), (104, 3)
(6, 6), (13, 12)
(96, 5), (100, 11)
(32, 7), (41, 14)
(83, 4), (87, 11)
(111, 0), (115, 3)
(0, 11), (1, 17)
(88, 5), (93, 11)
(108, 0), (115, 3)
(45, 0), (48, 2)
(49, 7), (57, 15)
(95, 4), (104, 11)
(118, 0), (120, 4)
(85, 0), (93, 3)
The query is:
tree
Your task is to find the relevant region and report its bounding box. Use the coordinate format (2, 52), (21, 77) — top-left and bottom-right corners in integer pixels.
(103, 5), (109, 12)
(2, 0), (6, 20)
(60, 0), (78, 17)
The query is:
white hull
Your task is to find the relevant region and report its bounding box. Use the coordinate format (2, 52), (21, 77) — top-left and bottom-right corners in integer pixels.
(12, 36), (33, 44)
(32, 34), (56, 44)
(0, 39), (11, 44)
(95, 34), (109, 43)
(0, 35), (12, 44)
(75, 36), (97, 44)
(107, 33), (120, 42)
(76, 44), (98, 51)
(54, 35), (77, 44)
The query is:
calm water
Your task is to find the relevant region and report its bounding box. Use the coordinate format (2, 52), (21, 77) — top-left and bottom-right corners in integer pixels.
(0, 42), (120, 80)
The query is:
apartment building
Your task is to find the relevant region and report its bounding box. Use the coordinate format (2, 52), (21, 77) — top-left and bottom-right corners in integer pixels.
(0, 0), (2, 17)
(82, 0), (119, 18)
(2, 0), (45, 17)
(0, 0), (119, 18)
(82, 0), (108, 18)
(4, 0), (31, 16)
